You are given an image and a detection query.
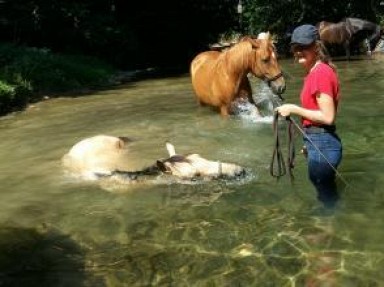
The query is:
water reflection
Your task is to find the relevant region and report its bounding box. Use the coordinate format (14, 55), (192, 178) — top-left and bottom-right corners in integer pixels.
(0, 224), (87, 286)
(1, 59), (384, 285)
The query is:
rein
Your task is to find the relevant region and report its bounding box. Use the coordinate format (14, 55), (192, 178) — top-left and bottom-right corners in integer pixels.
(270, 112), (296, 182)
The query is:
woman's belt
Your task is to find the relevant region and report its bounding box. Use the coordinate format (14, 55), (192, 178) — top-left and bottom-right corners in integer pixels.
(303, 125), (336, 134)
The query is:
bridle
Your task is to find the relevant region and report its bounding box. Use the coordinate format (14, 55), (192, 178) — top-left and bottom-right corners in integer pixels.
(263, 71), (284, 87)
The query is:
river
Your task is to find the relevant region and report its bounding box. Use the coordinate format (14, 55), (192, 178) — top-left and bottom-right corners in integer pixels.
(0, 56), (384, 286)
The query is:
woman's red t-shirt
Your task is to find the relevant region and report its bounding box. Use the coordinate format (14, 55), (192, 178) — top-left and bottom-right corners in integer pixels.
(300, 62), (340, 127)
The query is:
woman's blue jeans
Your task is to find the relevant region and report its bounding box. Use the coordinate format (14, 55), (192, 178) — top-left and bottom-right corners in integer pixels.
(303, 132), (343, 208)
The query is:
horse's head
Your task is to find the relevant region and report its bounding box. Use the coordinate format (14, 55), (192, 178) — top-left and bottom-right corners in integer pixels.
(317, 21), (331, 32)
(241, 33), (286, 95)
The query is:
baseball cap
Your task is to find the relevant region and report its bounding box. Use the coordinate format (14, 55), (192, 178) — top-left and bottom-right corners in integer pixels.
(290, 24), (319, 45)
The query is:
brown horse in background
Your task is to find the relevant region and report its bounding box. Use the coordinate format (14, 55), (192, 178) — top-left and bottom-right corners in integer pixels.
(190, 33), (285, 116)
(318, 17), (381, 59)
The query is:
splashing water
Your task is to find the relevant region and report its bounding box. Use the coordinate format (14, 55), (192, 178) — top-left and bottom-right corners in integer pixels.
(232, 81), (283, 123)
(252, 81), (283, 113)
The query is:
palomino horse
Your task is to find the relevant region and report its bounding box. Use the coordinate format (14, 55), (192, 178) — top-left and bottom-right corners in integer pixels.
(318, 17), (381, 59)
(190, 33), (286, 116)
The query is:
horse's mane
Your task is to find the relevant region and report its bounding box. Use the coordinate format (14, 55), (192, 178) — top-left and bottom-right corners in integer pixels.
(228, 33), (275, 58)
(218, 35), (274, 72)
(220, 40), (253, 72)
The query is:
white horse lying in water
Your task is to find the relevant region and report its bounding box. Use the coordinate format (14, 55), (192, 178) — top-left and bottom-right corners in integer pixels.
(157, 142), (245, 179)
(62, 135), (246, 181)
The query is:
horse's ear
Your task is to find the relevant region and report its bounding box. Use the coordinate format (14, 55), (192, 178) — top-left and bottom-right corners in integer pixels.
(239, 36), (253, 42)
(239, 36), (260, 49)
(257, 32), (270, 40)
(258, 31), (279, 44)
(250, 39), (261, 49)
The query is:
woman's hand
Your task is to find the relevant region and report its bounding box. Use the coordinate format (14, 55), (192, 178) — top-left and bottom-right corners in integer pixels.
(275, 104), (298, 117)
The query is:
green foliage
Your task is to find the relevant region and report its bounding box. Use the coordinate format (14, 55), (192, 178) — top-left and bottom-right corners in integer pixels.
(238, 0), (383, 55)
(242, 0), (382, 36)
(0, 80), (30, 115)
(0, 44), (114, 94)
(0, 0), (383, 116)
(0, 43), (115, 115)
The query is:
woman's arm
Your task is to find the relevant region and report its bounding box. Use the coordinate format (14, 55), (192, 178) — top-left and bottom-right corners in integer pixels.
(275, 92), (336, 125)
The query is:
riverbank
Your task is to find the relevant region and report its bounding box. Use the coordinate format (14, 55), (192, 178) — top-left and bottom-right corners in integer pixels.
(0, 43), (191, 117)
(0, 43), (117, 117)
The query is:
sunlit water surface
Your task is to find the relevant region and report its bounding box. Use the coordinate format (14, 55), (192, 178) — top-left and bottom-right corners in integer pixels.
(1, 57), (384, 286)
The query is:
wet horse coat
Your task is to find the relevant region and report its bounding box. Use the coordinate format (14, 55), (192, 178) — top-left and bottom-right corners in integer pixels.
(190, 33), (285, 116)
(156, 142), (245, 179)
(318, 17), (381, 59)
(62, 135), (246, 182)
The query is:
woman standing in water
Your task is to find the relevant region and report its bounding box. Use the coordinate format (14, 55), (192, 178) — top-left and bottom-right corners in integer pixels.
(275, 24), (342, 208)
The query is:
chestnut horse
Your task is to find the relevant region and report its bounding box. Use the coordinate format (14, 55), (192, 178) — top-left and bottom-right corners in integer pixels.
(190, 33), (286, 116)
(318, 17), (381, 59)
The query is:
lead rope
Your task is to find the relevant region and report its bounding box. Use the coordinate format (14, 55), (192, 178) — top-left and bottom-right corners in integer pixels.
(270, 107), (350, 189)
(287, 116), (296, 181)
(270, 112), (296, 183)
(270, 112), (285, 178)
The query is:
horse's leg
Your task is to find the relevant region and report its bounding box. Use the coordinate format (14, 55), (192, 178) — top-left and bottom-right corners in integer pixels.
(238, 77), (262, 116)
(366, 26), (381, 56)
(364, 38), (372, 56)
(220, 105), (230, 117)
(238, 77), (254, 104)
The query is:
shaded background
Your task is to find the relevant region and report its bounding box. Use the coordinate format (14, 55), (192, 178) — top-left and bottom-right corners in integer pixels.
(1, 0), (384, 70)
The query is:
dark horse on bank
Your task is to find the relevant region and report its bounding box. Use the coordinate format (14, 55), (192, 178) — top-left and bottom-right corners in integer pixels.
(317, 17), (382, 59)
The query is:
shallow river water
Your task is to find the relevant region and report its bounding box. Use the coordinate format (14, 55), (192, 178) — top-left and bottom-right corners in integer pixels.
(1, 56), (384, 286)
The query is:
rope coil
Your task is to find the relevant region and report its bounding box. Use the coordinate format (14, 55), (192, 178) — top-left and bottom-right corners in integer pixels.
(270, 112), (296, 182)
